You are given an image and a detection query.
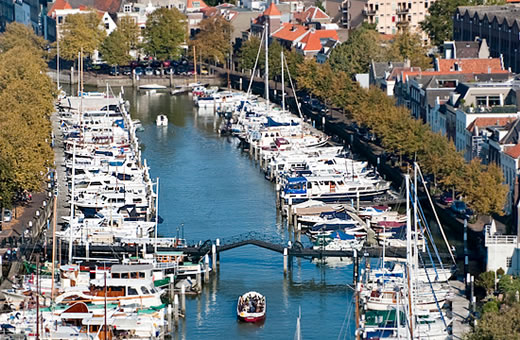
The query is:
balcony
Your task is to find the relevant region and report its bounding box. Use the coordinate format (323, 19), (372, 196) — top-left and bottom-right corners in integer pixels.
(396, 7), (409, 14)
(462, 105), (518, 114)
(363, 8), (376, 16)
(485, 234), (518, 246)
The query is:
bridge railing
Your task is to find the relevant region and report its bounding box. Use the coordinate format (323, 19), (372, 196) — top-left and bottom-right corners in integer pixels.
(215, 231), (293, 248)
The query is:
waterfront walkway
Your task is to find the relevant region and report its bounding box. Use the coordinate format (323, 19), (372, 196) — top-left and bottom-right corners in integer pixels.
(449, 279), (472, 339)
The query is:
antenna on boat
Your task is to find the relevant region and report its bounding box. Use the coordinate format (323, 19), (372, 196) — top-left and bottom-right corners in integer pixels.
(240, 25), (266, 117)
(282, 51), (303, 120)
(265, 20), (269, 113)
(69, 141), (76, 264)
(154, 177), (159, 254)
(281, 50), (285, 113)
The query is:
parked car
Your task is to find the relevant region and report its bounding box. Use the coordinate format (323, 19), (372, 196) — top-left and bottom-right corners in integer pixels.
(121, 67), (132, 76)
(109, 66), (120, 76)
(163, 60), (171, 68)
(451, 200), (467, 216)
(310, 98), (328, 114)
(440, 192), (454, 205)
(200, 67), (209, 75)
(134, 67), (143, 76)
(154, 68), (162, 76)
(145, 67), (153, 76)
(2, 209), (12, 223)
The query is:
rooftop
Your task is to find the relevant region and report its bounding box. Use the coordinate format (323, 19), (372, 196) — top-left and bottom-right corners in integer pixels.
(505, 143), (520, 158)
(466, 117), (517, 133)
(457, 5), (520, 28)
(436, 58), (504, 73)
(263, 2), (281, 16)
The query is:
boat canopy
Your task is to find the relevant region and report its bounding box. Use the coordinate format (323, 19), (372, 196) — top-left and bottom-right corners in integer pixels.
(331, 230), (355, 240)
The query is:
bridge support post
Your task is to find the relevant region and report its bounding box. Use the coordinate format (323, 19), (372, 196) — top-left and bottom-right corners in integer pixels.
(288, 198), (293, 225)
(180, 284), (186, 314)
(211, 244), (217, 272)
(353, 249), (359, 285)
(283, 248), (288, 275)
(167, 304), (172, 333)
(356, 191), (360, 213)
(174, 294), (179, 324)
(216, 238), (220, 263)
(204, 254), (210, 283)
(196, 271), (202, 291)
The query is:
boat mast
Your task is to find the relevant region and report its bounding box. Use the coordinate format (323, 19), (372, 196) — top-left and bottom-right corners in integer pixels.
(69, 141), (76, 264)
(154, 177), (159, 254)
(405, 174), (415, 338)
(265, 20), (269, 112)
(281, 51), (285, 112)
(193, 45), (197, 84)
(56, 23), (60, 91)
(104, 271), (108, 340)
(51, 194), (57, 301)
(36, 254), (40, 340)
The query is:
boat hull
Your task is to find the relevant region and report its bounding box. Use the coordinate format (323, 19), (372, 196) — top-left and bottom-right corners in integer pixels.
(237, 313), (266, 323)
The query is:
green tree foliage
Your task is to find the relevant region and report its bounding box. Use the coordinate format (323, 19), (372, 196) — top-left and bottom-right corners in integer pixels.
(0, 29), (55, 210)
(420, 0), (506, 47)
(144, 8), (186, 60)
(477, 271), (497, 296)
(191, 16), (232, 64)
(118, 16), (140, 50)
(466, 303), (520, 340)
(328, 24), (386, 76)
(386, 28), (432, 69)
(100, 30), (132, 66)
(60, 12), (106, 60)
(238, 36), (261, 72)
(238, 38), (298, 79)
(0, 23), (48, 57)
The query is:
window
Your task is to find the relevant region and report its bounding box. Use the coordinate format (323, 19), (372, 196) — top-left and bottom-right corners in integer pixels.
(112, 273), (120, 279)
(105, 23), (109, 29)
(139, 272), (145, 278)
(488, 96), (500, 106)
(121, 272), (129, 279)
(507, 256), (512, 268)
(141, 286), (150, 294)
(476, 96), (487, 106)
(127, 287), (138, 296)
(131, 272), (138, 279)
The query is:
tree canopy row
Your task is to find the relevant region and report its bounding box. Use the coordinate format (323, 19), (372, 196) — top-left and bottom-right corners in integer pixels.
(295, 60), (507, 218)
(0, 23), (56, 209)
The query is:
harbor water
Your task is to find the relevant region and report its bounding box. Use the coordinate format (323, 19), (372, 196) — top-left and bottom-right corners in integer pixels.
(125, 90), (357, 339)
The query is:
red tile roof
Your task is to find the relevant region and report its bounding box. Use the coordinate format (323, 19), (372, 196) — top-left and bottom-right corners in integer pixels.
(379, 34), (395, 41)
(299, 29), (338, 51)
(263, 2), (281, 16)
(272, 23), (308, 41)
(48, 0), (72, 18)
(437, 58), (504, 73)
(293, 6), (329, 22)
(400, 67), (510, 83)
(505, 143), (520, 159)
(466, 117), (516, 133)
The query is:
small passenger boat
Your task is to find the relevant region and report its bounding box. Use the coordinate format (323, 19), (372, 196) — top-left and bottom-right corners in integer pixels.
(237, 291), (266, 322)
(156, 114), (168, 126)
(139, 84), (167, 90)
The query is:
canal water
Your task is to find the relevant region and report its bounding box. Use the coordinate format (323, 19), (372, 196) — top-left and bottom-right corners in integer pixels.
(124, 90), (357, 339)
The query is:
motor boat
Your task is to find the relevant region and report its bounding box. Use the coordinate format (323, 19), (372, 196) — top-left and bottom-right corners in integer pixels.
(139, 84), (167, 90)
(156, 114), (168, 126)
(237, 291), (266, 322)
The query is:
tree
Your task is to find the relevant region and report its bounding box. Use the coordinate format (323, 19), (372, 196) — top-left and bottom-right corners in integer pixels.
(328, 24), (386, 76)
(0, 23), (48, 57)
(462, 161), (507, 217)
(466, 303), (520, 340)
(191, 16), (232, 64)
(118, 16), (140, 50)
(100, 30), (132, 66)
(59, 11), (106, 60)
(386, 28), (432, 69)
(144, 8), (186, 60)
(238, 36), (261, 72)
(477, 271), (497, 296)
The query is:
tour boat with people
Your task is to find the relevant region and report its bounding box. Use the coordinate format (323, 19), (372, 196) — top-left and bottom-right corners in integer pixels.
(237, 291), (266, 322)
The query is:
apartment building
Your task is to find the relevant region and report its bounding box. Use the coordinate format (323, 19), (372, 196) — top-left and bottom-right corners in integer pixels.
(364, 0), (435, 40)
(454, 5), (520, 73)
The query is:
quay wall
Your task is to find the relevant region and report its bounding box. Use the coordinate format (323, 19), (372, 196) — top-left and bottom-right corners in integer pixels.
(47, 69), (224, 88)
